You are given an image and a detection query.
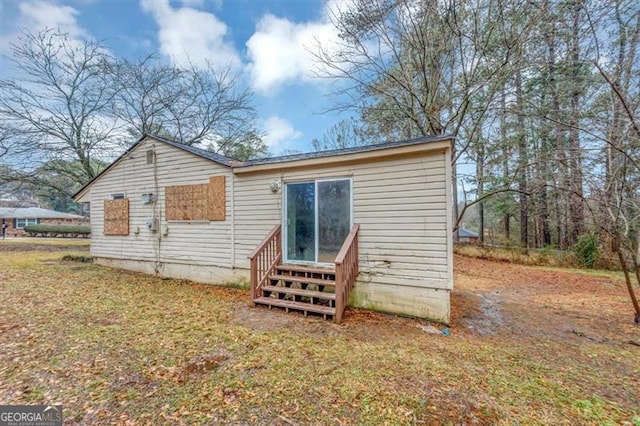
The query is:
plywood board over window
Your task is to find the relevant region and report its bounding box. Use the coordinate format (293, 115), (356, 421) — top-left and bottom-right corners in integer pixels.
(104, 198), (129, 235)
(208, 176), (226, 221)
(165, 175), (226, 221)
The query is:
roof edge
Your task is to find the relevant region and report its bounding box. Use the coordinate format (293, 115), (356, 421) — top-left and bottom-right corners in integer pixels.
(73, 134), (147, 201)
(233, 136), (453, 174)
(73, 133), (454, 201)
(72, 134), (235, 201)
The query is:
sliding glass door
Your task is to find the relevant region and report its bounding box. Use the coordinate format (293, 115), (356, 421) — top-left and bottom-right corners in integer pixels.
(286, 182), (316, 262)
(285, 178), (352, 264)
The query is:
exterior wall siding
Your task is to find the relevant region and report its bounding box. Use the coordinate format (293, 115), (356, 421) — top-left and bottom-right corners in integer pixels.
(88, 139), (236, 276)
(233, 150), (452, 322)
(83, 136), (453, 323)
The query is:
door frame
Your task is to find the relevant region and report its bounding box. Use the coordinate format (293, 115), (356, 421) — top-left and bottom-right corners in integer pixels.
(282, 177), (353, 265)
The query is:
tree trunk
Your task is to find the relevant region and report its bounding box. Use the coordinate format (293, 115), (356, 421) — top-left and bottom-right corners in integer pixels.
(568, 1), (584, 244)
(477, 140), (485, 244)
(515, 67), (528, 250)
(616, 239), (640, 323)
(500, 86), (510, 242)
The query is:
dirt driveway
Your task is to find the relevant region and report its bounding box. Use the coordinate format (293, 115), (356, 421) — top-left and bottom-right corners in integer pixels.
(452, 255), (639, 345)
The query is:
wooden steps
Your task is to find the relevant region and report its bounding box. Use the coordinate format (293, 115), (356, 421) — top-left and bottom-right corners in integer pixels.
(269, 274), (335, 287)
(253, 297), (336, 318)
(261, 285), (336, 300)
(277, 264), (335, 275)
(253, 264), (337, 319)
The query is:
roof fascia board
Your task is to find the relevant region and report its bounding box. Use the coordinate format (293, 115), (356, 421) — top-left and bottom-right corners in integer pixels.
(232, 139), (452, 175)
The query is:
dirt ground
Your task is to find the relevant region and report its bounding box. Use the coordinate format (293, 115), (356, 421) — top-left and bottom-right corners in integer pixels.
(236, 252), (640, 347)
(452, 255), (639, 343)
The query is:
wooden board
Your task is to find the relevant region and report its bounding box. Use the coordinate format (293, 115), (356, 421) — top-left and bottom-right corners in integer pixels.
(165, 176), (225, 221)
(165, 183), (207, 220)
(208, 175), (226, 221)
(104, 199), (129, 235)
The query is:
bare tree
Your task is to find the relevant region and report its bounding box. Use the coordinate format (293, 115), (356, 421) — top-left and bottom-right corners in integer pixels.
(0, 27), (268, 210)
(0, 29), (120, 185)
(313, 0), (539, 231)
(311, 118), (368, 151)
(585, 0), (640, 323)
(111, 57), (267, 159)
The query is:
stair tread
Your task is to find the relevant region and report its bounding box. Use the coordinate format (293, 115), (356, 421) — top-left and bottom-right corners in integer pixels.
(270, 274), (335, 286)
(254, 297), (336, 315)
(261, 285), (336, 300)
(278, 264), (336, 275)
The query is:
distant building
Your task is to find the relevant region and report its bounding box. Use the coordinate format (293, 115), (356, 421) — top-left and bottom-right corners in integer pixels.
(458, 227), (480, 244)
(0, 199), (40, 208)
(0, 207), (86, 237)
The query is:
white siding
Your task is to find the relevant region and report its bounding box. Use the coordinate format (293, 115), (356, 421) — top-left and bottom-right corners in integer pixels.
(85, 137), (452, 322)
(233, 150), (452, 321)
(88, 138), (233, 269)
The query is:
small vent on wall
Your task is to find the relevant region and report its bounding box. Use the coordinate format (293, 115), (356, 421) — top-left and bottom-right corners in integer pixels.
(146, 149), (155, 165)
(141, 193), (155, 204)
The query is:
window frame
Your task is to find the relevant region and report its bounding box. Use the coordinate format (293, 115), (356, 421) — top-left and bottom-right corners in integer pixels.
(16, 218), (39, 229)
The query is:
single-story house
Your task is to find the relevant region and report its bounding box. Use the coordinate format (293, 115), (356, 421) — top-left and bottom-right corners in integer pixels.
(0, 207), (86, 237)
(458, 227), (480, 244)
(73, 134), (454, 323)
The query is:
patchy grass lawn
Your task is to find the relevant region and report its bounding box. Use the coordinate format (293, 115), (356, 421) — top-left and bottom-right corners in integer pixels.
(0, 237), (90, 251)
(1, 241), (639, 425)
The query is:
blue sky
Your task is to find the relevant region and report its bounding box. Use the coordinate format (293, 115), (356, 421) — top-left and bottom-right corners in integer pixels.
(0, 0), (352, 154)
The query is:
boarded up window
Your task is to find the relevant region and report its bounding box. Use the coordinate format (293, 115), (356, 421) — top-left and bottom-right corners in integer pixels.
(104, 198), (129, 235)
(207, 176), (226, 221)
(165, 175), (226, 221)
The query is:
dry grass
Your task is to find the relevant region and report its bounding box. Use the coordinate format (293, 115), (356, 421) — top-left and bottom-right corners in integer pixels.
(455, 243), (620, 271)
(1, 241), (639, 425)
(1, 237), (90, 245)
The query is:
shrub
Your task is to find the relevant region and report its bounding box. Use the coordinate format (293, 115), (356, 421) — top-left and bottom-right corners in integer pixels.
(24, 224), (91, 237)
(573, 234), (599, 268)
(61, 254), (93, 263)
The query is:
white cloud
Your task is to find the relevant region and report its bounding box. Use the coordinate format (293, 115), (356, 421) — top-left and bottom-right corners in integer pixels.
(140, 0), (239, 70)
(0, 1), (88, 56)
(179, 0), (205, 6)
(245, 0), (359, 95)
(246, 15), (337, 94)
(263, 115), (302, 152)
(17, 1), (87, 38)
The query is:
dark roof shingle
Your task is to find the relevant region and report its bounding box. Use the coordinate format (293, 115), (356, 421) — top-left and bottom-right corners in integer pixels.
(239, 135), (452, 167)
(148, 134), (238, 167)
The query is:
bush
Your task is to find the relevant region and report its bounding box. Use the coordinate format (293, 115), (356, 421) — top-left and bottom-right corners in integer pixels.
(24, 224), (91, 238)
(573, 234), (599, 268)
(60, 254), (93, 263)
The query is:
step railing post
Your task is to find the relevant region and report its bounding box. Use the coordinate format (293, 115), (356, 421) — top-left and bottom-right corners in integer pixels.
(335, 264), (344, 323)
(249, 225), (282, 304)
(250, 256), (257, 303)
(333, 224), (359, 323)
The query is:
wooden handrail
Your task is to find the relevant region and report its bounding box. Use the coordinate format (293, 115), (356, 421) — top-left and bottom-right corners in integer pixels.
(249, 225), (282, 301)
(249, 224), (281, 260)
(335, 224), (360, 265)
(334, 224), (360, 323)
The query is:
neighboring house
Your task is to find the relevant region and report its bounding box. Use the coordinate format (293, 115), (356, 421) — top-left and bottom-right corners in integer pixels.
(458, 227), (480, 244)
(73, 134), (454, 323)
(0, 207), (87, 237)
